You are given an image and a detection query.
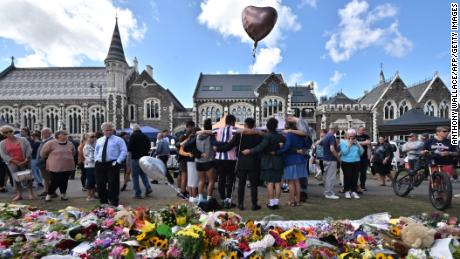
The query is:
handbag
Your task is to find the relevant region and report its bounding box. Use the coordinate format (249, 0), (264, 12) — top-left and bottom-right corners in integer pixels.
(15, 169), (34, 182)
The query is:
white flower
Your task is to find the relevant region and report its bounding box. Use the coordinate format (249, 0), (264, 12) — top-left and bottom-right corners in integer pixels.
(407, 248), (427, 259)
(249, 234), (275, 251)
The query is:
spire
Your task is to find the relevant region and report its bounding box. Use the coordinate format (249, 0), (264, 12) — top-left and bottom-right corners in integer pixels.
(10, 56), (15, 67)
(105, 18), (127, 64)
(379, 63), (385, 84)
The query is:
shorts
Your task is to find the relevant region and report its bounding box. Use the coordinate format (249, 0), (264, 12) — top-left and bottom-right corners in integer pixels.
(431, 164), (454, 177)
(187, 161), (198, 187)
(196, 161), (214, 172)
(85, 167), (96, 189)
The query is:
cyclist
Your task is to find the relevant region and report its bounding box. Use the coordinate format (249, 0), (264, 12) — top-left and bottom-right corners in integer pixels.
(421, 126), (456, 177)
(401, 133), (424, 173)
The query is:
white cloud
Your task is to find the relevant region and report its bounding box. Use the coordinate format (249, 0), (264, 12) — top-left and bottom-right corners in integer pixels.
(298, 0), (317, 8)
(249, 47), (282, 74)
(325, 0), (412, 63)
(198, 0), (300, 72)
(287, 70), (345, 97)
(330, 70), (345, 85)
(0, 0), (146, 67)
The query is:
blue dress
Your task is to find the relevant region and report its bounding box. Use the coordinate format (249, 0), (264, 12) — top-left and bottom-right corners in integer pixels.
(277, 133), (308, 180)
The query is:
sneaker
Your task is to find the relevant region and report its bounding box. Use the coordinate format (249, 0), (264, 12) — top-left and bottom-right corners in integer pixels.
(189, 197), (198, 204)
(344, 192), (351, 199)
(351, 192), (360, 199)
(251, 204), (261, 211)
(145, 189), (153, 196)
(45, 194), (52, 202)
(60, 195), (68, 201)
(39, 191), (47, 197)
(454, 193), (460, 198)
(325, 194), (340, 200)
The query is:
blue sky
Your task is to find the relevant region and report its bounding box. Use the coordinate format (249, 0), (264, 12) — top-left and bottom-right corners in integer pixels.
(0, 0), (449, 107)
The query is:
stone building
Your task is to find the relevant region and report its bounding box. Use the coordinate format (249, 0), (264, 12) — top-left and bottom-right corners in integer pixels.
(0, 20), (190, 137)
(192, 73), (318, 129)
(316, 70), (451, 141)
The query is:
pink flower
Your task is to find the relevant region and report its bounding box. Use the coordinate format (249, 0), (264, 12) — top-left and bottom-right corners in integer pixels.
(167, 246), (181, 258)
(109, 246), (124, 257)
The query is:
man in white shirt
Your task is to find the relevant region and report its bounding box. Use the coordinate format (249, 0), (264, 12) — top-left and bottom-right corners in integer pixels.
(94, 122), (127, 206)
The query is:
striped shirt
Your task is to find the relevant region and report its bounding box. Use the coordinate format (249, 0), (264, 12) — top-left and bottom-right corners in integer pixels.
(213, 125), (237, 160)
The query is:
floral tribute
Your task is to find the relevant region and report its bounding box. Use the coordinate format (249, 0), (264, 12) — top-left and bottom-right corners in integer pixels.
(0, 203), (458, 258)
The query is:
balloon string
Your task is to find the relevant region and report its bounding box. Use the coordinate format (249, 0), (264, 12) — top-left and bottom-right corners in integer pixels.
(252, 41), (258, 64)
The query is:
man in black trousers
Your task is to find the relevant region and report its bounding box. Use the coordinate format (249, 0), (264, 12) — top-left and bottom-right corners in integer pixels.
(94, 122), (127, 206)
(216, 118), (262, 211)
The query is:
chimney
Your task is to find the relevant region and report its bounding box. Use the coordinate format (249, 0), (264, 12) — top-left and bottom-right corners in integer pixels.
(146, 65), (153, 77)
(133, 57), (138, 72)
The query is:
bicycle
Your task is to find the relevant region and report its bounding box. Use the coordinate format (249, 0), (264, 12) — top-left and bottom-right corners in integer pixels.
(393, 152), (453, 210)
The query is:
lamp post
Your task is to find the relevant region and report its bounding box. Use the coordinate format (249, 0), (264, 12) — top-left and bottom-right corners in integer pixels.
(90, 83), (104, 127)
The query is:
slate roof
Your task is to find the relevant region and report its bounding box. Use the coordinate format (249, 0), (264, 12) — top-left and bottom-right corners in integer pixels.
(133, 70), (185, 110)
(408, 80), (430, 102)
(194, 74), (283, 99)
(289, 86), (318, 103)
(358, 81), (390, 105)
(105, 20), (127, 64)
(0, 66), (107, 100)
(322, 92), (357, 105)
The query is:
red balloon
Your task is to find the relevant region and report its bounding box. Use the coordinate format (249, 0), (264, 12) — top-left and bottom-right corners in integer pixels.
(242, 6), (278, 44)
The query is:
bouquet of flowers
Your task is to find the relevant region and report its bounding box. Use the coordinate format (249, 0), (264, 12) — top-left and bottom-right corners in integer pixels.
(175, 225), (205, 258)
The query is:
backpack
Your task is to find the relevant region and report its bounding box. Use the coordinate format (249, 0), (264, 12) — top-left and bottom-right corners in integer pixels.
(315, 144), (324, 159)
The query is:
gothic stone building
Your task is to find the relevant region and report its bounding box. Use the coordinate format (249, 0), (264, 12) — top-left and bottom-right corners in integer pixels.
(0, 20), (189, 137)
(192, 73), (318, 130)
(316, 70), (451, 141)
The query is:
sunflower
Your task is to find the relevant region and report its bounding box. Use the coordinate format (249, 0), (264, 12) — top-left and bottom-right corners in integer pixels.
(215, 251), (226, 259)
(375, 252), (386, 259)
(150, 236), (159, 244)
(390, 226), (401, 237)
(279, 249), (295, 259)
(249, 255), (262, 259)
(254, 228), (262, 237)
(356, 235), (367, 245)
(229, 251), (238, 259)
(159, 239), (168, 250)
(246, 220), (255, 230)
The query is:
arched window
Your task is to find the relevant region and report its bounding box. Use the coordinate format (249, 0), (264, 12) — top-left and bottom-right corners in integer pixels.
(20, 106), (37, 129)
(439, 100), (449, 118)
(229, 103), (253, 123)
(43, 106), (60, 133)
(424, 101), (435, 116)
(66, 106), (82, 134)
(198, 103), (223, 123)
(399, 100), (410, 117)
(384, 101), (396, 120)
(0, 106), (14, 124)
(301, 108), (314, 118)
(144, 98), (161, 119)
(89, 105), (105, 133)
(261, 97), (284, 121)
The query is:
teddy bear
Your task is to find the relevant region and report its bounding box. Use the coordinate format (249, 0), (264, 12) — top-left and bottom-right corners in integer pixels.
(399, 217), (436, 249)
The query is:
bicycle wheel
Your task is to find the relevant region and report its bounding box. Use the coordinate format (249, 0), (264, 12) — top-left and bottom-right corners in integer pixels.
(429, 172), (453, 210)
(393, 168), (413, 197)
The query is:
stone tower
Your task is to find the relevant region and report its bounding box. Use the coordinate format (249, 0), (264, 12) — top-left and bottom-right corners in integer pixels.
(105, 18), (129, 129)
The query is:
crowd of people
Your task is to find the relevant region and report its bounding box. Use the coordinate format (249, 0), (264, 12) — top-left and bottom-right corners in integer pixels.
(0, 115), (458, 209)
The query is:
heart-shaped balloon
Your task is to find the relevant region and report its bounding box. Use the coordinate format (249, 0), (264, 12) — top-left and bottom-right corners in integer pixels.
(242, 6), (278, 43)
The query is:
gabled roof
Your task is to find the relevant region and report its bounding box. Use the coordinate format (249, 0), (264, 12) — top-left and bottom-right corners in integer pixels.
(0, 66), (107, 100)
(133, 69), (186, 110)
(289, 86), (317, 103)
(194, 73), (283, 99)
(408, 80), (430, 102)
(358, 81), (391, 105)
(105, 19), (127, 64)
(323, 92), (357, 105)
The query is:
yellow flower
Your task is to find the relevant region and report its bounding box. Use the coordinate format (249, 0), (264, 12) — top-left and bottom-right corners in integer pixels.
(254, 228), (261, 237)
(74, 233), (83, 240)
(159, 239), (168, 250)
(121, 248), (129, 256)
(390, 226), (401, 237)
(150, 236), (159, 244)
(141, 220), (156, 233)
(279, 249), (295, 259)
(356, 235), (367, 245)
(246, 220), (255, 230)
(375, 253), (386, 259)
(250, 255), (262, 259)
(215, 251), (226, 259)
(229, 251), (238, 259)
(137, 232), (146, 241)
(387, 256), (394, 259)
(47, 219), (55, 225)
